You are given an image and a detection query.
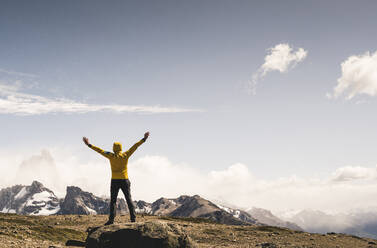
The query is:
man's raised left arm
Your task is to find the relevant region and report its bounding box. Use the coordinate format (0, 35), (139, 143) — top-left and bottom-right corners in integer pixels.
(124, 132), (149, 157)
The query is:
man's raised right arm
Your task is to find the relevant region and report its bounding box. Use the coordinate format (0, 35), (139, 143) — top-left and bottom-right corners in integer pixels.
(83, 137), (112, 159)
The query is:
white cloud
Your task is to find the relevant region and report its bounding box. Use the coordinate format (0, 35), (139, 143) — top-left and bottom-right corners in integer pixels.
(0, 68), (38, 78)
(2, 149), (377, 213)
(0, 83), (201, 115)
(249, 43), (308, 94)
(131, 156), (206, 201)
(331, 165), (377, 182)
(11, 150), (62, 193)
(329, 51), (377, 99)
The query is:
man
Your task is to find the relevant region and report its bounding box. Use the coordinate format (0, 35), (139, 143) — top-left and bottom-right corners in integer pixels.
(82, 132), (149, 225)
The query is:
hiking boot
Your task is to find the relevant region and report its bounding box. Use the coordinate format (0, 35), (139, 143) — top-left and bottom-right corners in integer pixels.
(131, 217), (136, 223)
(104, 220), (114, 226)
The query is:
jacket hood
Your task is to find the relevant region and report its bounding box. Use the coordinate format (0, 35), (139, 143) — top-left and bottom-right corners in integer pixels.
(113, 142), (122, 153)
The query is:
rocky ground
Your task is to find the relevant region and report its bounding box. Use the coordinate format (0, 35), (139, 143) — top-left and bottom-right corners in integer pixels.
(1, 213), (377, 248)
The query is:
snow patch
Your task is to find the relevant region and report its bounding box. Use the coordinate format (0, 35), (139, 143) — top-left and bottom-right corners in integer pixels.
(30, 205), (60, 215)
(32, 191), (54, 202)
(216, 204), (241, 219)
(26, 191), (54, 207)
(217, 204), (231, 213)
(1, 207), (16, 213)
(15, 187), (28, 200)
(233, 210), (240, 219)
(25, 190), (60, 215)
(86, 206), (97, 215)
(136, 206), (152, 214)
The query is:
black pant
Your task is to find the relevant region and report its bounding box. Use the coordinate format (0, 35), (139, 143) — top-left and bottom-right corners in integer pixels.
(109, 179), (136, 221)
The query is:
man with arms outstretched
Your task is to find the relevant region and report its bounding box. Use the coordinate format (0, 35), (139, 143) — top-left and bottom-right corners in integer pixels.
(83, 132), (149, 225)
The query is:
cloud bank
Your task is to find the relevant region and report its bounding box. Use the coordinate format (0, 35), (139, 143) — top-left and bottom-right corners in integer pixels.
(249, 43), (307, 94)
(331, 165), (377, 182)
(329, 51), (377, 99)
(2, 149), (377, 213)
(0, 83), (201, 115)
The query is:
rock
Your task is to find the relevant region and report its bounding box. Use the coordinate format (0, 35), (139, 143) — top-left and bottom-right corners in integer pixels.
(85, 220), (197, 248)
(258, 243), (277, 248)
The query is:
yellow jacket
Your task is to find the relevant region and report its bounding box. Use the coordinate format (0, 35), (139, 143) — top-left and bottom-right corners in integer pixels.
(88, 139), (145, 179)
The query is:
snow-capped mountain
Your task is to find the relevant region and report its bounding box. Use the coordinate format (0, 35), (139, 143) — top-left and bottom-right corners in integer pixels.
(216, 204), (259, 224)
(0, 181), (259, 226)
(0, 182), (303, 229)
(0, 181), (298, 228)
(0, 181), (60, 215)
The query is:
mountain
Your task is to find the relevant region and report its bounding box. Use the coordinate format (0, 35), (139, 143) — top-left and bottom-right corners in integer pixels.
(0, 181), (60, 215)
(0, 182), (290, 228)
(0, 181), (303, 229)
(135, 195), (258, 225)
(58, 186), (127, 215)
(247, 207), (303, 231)
(277, 209), (377, 239)
(5, 181), (377, 239)
(134, 200), (152, 214)
(216, 204), (261, 224)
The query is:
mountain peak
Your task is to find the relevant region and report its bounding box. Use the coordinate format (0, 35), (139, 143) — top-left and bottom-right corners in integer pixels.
(66, 186), (85, 195)
(0, 181), (59, 215)
(30, 180), (44, 190)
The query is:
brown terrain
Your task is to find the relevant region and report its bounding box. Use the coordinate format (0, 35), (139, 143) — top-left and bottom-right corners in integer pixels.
(1, 213), (377, 248)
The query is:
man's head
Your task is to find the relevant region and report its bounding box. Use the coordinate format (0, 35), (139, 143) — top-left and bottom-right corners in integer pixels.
(113, 142), (122, 153)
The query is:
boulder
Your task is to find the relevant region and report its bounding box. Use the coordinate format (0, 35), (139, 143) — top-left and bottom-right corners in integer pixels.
(85, 220), (197, 248)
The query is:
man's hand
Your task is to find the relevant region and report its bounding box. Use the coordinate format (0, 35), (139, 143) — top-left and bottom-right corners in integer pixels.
(83, 137), (90, 146)
(144, 132), (150, 140)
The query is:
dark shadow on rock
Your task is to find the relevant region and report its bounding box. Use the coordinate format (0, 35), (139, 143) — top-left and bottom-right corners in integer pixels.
(87, 226), (102, 234)
(65, 240), (86, 246)
(85, 221), (197, 248)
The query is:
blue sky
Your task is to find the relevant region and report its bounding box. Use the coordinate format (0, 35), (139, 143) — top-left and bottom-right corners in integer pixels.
(1, 0), (377, 211)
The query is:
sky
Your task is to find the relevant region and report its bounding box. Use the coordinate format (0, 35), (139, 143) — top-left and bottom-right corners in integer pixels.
(1, 0), (377, 212)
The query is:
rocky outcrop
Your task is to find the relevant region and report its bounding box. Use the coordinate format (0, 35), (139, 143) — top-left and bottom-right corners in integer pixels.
(0, 181), (60, 215)
(58, 186), (127, 215)
(85, 220), (197, 248)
